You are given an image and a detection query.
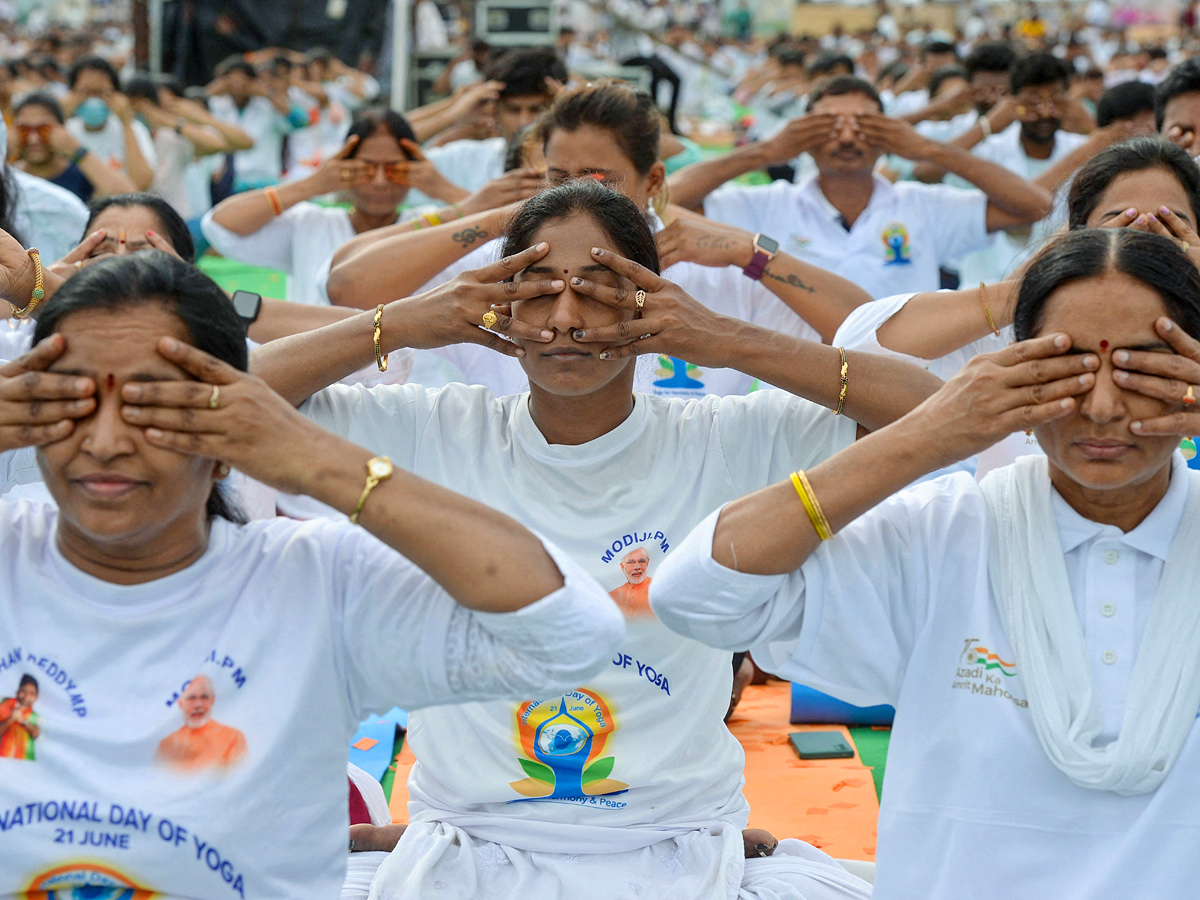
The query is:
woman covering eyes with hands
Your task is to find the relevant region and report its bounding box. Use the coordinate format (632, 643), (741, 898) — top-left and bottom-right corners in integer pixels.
(653, 227), (1200, 900)
(0, 251), (620, 898)
(245, 179), (940, 900)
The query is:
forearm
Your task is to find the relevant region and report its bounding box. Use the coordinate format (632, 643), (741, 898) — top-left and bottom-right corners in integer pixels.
(250, 311), (378, 405)
(301, 433), (565, 610)
(712, 416), (935, 573)
(759, 253), (871, 343)
(875, 281), (1017, 359)
(716, 326), (943, 432)
(76, 153), (137, 196)
(121, 124), (154, 189)
(204, 116), (254, 151)
(912, 122), (988, 182)
(210, 177), (315, 234)
(247, 299), (358, 343)
(327, 208), (503, 308)
(668, 143), (775, 210)
(411, 105), (462, 143)
(1034, 134), (1105, 194)
(921, 141), (1051, 222)
(180, 122), (227, 155)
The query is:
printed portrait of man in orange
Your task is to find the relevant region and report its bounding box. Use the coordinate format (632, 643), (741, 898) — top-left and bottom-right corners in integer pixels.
(155, 674), (247, 773)
(608, 547), (653, 617)
(0, 674), (40, 761)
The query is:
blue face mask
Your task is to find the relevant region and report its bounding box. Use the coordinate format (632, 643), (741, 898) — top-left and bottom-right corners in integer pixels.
(76, 97), (110, 129)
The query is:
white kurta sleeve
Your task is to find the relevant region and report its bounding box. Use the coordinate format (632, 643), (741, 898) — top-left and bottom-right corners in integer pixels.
(654, 474), (983, 708)
(831, 292), (919, 361)
(200, 204), (302, 272)
(332, 524), (623, 716)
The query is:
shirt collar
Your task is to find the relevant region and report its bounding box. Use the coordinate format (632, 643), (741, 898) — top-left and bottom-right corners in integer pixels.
(1051, 452), (1192, 560)
(796, 172), (894, 223)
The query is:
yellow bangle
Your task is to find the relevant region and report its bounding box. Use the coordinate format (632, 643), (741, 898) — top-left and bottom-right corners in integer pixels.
(10, 248), (45, 319)
(373, 304), (388, 372)
(790, 470), (833, 540)
(833, 346), (848, 416)
(423, 211), (442, 227)
(980, 282), (1001, 337)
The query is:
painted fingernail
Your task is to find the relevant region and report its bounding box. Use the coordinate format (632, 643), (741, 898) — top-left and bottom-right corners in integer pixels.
(1125, 208), (1137, 217)
(146, 229), (156, 237)
(573, 330), (585, 339)
(551, 280), (564, 289)
(1136, 215), (1147, 225)
(1113, 349), (1129, 364)
(599, 351), (611, 360)
(1161, 206), (1172, 216)
(571, 277), (583, 286)
(592, 247), (605, 256)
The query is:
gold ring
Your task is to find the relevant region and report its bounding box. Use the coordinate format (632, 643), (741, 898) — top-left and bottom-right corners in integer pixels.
(481, 310), (498, 329)
(208, 384), (220, 410)
(74, 260), (82, 271)
(634, 289), (646, 310)
(340, 170), (352, 180)
(1182, 239), (1191, 253)
(1185, 385), (1196, 405)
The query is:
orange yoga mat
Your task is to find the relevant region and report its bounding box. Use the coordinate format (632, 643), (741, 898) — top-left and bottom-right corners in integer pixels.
(389, 682), (879, 861)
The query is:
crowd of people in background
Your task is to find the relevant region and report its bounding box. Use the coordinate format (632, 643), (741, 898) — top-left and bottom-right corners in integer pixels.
(3, 2), (1200, 899)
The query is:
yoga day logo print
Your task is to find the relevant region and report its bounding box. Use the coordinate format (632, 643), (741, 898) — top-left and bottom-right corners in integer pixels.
(509, 690), (629, 804)
(654, 355), (705, 391)
(25, 862), (155, 900)
(881, 222), (912, 265)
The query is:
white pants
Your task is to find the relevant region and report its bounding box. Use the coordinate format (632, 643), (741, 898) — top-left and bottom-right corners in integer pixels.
(367, 821), (871, 900)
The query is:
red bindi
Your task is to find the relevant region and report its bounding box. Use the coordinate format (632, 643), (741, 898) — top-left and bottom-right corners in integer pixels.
(1100, 340), (1109, 352)
(563, 269), (569, 274)
(105, 373), (115, 391)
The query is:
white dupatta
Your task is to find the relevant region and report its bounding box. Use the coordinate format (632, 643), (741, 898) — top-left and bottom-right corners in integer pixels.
(980, 454), (1200, 795)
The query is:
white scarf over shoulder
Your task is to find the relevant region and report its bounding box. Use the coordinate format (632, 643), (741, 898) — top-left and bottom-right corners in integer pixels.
(980, 454), (1200, 795)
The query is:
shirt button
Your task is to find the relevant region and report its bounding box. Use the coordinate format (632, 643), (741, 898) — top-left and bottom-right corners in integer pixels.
(1101, 603), (1116, 617)
(1102, 650), (1118, 665)
(1103, 550), (1120, 564)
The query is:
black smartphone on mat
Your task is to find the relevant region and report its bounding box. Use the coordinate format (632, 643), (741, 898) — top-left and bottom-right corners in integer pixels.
(788, 730), (855, 760)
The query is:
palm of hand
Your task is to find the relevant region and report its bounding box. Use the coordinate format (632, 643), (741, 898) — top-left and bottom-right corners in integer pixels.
(0, 232), (31, 304)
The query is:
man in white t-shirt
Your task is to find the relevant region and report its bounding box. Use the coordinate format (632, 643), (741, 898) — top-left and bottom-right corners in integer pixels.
(207, 58), (306, 190)
(671, 76), (1051, 299)
(422, 47), (567, 197)
(63, 56), (157, 191)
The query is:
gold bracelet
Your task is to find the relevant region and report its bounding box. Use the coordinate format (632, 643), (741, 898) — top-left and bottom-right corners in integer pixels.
(790, 471), (833, 540)
(350, 456), (393, 525)
(833, 346), (848, 416)
(373, 304), (388, 372)
(423, 211), (442, 227)
(980, 282), (1001, 337)
(10, 249), (45, 319)
(263, 186), (284, 216)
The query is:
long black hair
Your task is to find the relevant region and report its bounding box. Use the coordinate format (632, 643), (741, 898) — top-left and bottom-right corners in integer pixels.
(501, 180), (660, 275)
(1014, 228), (1200, 342)
(32, 253), (248, 522)
(1067, 137), (1200, 230)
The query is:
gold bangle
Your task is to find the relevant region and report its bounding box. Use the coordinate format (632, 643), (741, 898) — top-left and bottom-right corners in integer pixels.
(350, 456), (393, 525)
(10, 249), (45, 320)
(790, 470), (833, 540)
(423, 211), (442, 227)
(980, 282), (1001, 337)
(833, 346), (848, 416)
(373, 304), (388, 372)
(263, 186), (284, 216)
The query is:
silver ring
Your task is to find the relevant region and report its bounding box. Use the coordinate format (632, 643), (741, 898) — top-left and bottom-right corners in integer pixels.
(638, 333), (652, 340)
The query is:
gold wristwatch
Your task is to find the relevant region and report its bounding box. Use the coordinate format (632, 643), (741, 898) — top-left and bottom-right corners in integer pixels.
(349, 456), (393, 525)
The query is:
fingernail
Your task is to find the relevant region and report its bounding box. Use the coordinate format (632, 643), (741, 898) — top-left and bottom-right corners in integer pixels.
(1136, 215), (1147, 225)
(515, 347), (526, 357)
(541, 330), (554, 340)
(1113, 349), (1129, 364)
(146, 428), (163, 440)
(599, 351), (611, 360)
(1132, 420), (1143, 431)
(1113, 370), (1128, 382)
(74, 399), (90, 410)
(146, 229), (156, 237)
(74, 378), (91, 392)
(1060, 399), (1073, 409)
(535, 242), (548, 251)
(592, 247), (604, 256)
(1125, 208), (1137, 217)
(123, 406), (142, 418)
(162, 337), (179, 351)
(551, 280), (564, 289)
(573, 330), (585, 339)
(1082, 373), (1095, 385)
(1161, 206), (1171, 216)
(1054, 334), (1069, 348)
(1162, 319), (1174, 331)
(1149, 214), (1158, 223)
(571, 277), (583, 286)
(123, 384), (141, 399)
(1084, 355), (1098, 369)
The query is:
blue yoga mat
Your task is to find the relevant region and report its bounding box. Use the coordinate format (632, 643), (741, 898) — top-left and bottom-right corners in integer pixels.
(790, 683), (894, 727)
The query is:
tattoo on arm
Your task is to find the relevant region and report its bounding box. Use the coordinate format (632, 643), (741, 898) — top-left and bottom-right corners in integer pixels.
(696, 235), (735, 250)
(762, 269), (816, 293)
(453, 225), (489, 248)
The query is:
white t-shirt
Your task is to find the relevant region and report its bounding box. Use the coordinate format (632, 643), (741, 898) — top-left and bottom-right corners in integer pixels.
(66, 115), (158, 173)
(208, 95), (296, 187)
(703, 174), (990, 300)
(955, 123), (1090, 284)
(653, 455), (1200, 900)
(833, 291), (1041, 477)
(301, 383), (856, 854)
(10, 169), (89, 263)
(0, 500), (621, 899)
(405, 136), (507, 207)
(150, 127), (199, 219)
(201, 203), (354, 306)
(404, 214), (821, 399)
